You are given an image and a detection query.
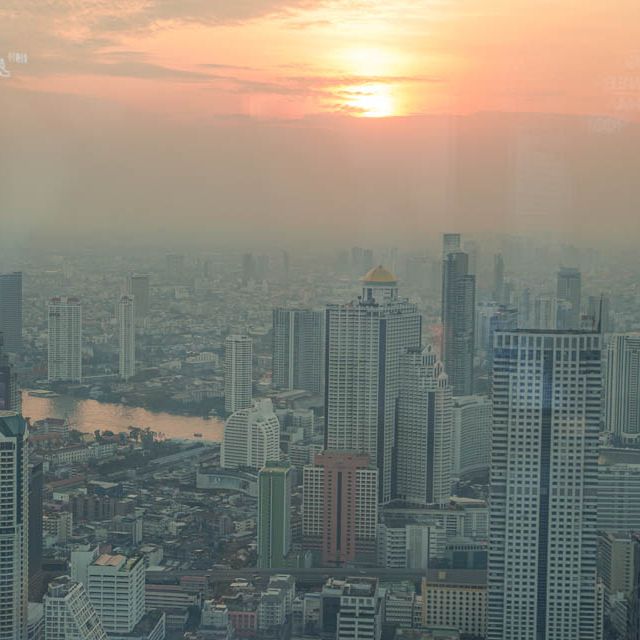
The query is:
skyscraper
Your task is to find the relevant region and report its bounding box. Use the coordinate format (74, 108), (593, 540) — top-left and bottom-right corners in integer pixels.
(221, 399), (280, 470)
(605, 334), (640, 443)
(118, 294), (136, 381)
(0, 334), (19, 411)
(224, 334), (253, 414)
(28, 461), (44, 601)
(257, 461), (292, 569)
(488, 330), (602, 640)
(43, 576), (107, 640)
(395, 345), (453, 506)
(303, 451), (378, 567)
(441, 252), (476, 396)
(325, 266), (421, 503)
(0, 271), (23, 354)
(126, 273), (150, 323)
(48, 296), (82, 383)
(493, 254), (505, 303)
(0, 411), (28, 640)
(556, 267), (582, 329)
(452, 395), (492, 478)
(442, 233), (461, 257)
(87, 554), (146, 634)
(272, 308), (324, 394)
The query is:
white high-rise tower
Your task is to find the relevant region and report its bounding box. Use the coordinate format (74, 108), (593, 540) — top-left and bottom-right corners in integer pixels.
(118, 295), (136, 381)
(224, 335), (253, 414)
(325, 266), (421, 503)
(0, 411), (28, 640)
(488, 330), (602, 640)
(395, 345), (453, 505)
(605, 334), (640, 443)
(48, 296), (82, 383)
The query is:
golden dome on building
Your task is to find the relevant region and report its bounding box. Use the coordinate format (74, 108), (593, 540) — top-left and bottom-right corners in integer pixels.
(362, 265), (398, 284)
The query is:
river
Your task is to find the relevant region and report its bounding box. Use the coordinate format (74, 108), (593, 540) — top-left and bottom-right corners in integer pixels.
(20, 392), (224, 442)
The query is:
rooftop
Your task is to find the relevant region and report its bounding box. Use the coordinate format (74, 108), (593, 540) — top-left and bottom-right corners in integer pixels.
(362, 265), (397, 284)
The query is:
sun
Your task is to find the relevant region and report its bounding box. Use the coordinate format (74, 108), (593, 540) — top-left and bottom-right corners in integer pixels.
(344, 83), (395, 118)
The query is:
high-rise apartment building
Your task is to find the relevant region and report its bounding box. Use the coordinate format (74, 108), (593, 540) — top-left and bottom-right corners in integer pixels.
(605, 334), (640, 442)
(126, 274), (150, 322)
(452, 395), (492, 478)
(87, 554), (145, 634)
(257, 462), (292, 569)
(48, 296), (82, 383)
(221, 399), (280, 470)
(118, 294), (136, 381)
(0, 271), (22, 354)
(0, 411), (28, 640)
(395, 346), (453, 505)
(224, 335), (252, 414)
(28, 461), (44, 601)
(0, 334), (19, 411)
(441, 252), (475, 396)
(488, 330), (602, 640)
(272, 308), (324, 394)
(325, 266), (421, 503)
(43, 576), (107, 640)
(303, 451), (378, 566)
(556, 267), (582, 329)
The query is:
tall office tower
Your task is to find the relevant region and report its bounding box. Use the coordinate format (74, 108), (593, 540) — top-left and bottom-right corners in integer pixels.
(441, 252), (476, 396)
(325, 266), (421, 503)
(605, 334), (640, 442)
(395, 346), (453, 506)
(0, 271), (22, 354)
(0, 411), (28, 640)
(587, 295), (613, 333)
(442, 233), (461, 257)
(518, 287), (531, 327)
(47, 296), (82, 383)
(126, 274), (150, 322)
(0, 334), (19, 411)
(556, 267), (582, 329)
(43, 576), (107, 640)
(87, 554), (145, 634)
(28, 461), (44, 601)
(221, 399), (280, 470)
(452, 395), (492, 478)
(257, 462), (292, 569)
(272, 308), (325, 394)
(303, 451), (378, 567)
(488, 330), (602, 640)
(242, 252), (257, 285)
(224, 335), (253, 414)
(118, 294), (136, 381)
(493, 254), (505, 303)
(166, 253), (185, 284)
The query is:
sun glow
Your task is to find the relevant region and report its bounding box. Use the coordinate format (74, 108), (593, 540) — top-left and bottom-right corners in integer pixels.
(343, 83), (395, 117)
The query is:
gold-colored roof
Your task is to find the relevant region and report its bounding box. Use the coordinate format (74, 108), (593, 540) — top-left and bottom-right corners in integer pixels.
(362, 265), (397, 283)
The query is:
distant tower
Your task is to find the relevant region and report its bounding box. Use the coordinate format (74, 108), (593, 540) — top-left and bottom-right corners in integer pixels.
(488, 330), (602, 640)
(166, 254), (185, 285)
(325, 266), (422, 503)
(441, 252), (476, 395)
(0, 271), (23, 354)
(126, 274), (150, 323)
(224, 335), (253, 414)
(242, 253), (257, 285)
(43, 576), (107, 640)
(395, 345), (453, 505)
(442, 233), (461, 258)
(118, 295), (136, 381)
(493, 254), (505, 303)
(221, 399), (280, 470)
(0, 334), (19, 411)
(272, 308), (324, 394)
(556, 267), (582, 329)
(48, 296), (82, 383)
(605, 334), (640, 443)
(257, 461), (292, 569)
(0, 411), (29, 640)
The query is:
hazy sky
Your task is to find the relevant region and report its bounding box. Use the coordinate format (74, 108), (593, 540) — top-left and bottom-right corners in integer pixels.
(2, 1), (640, 246)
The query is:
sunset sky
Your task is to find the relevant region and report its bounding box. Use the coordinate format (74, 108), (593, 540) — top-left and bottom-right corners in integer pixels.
(1, 1), (640, 246)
